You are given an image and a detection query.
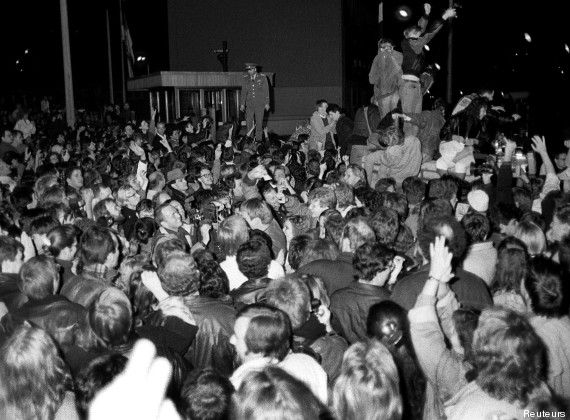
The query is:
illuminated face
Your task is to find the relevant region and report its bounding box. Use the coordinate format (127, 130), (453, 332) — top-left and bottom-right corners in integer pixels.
(328, 111), (341, 122)
(174, 177), (188, 191)
(67, 169), (83, 189)
(125, 125), (134, 137)
(200, 170), (214, 186)
(162, 205), (183, 230)
(547, 216), (570, 244)
(106, 200), (122, 218)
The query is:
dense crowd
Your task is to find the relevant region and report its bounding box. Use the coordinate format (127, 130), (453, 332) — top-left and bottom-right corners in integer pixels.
(1, 10), (570, 419)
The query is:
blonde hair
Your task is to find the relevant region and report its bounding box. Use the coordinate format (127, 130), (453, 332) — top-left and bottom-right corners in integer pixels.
(514, 221), (546, 256)
(333, 340), (402, 420)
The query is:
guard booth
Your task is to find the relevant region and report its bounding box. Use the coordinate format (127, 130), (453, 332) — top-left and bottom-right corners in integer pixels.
(127, 71), (275, 125)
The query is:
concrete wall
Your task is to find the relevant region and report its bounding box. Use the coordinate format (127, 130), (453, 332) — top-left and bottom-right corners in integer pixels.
(167, 0), (343, 134)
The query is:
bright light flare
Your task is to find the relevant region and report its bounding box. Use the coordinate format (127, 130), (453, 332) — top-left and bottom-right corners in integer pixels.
(524, 33), (532, 42)
(398, 9), (409, 17)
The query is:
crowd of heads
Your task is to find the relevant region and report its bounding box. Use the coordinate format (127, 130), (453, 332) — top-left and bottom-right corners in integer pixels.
(0, 89), (569, 420)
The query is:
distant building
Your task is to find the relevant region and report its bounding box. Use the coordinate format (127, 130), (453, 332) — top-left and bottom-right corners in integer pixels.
(129, 0), (378, 135)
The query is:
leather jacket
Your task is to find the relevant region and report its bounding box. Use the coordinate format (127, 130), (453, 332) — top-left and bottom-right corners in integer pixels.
(182, 295), (236, 376)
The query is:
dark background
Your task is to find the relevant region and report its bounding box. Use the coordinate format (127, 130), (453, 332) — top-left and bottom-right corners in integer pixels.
(1, 0), (568, 140)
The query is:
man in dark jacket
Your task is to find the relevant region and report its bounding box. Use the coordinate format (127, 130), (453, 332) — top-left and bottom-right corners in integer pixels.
(158, 252), (236, 376)
(391, 215), (493, 311)
(1, 256), (85, 349)
(0, 236), (26, 312)
(400, 4), (456, 135)
(331, 242), (396, 344)
(327, 104), (354, 157)
(265, 276), (348, 385)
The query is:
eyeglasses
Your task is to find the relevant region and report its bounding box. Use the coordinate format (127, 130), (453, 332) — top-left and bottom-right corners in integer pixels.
(380, 46), (394, 51)
(201, 172), (213, 178)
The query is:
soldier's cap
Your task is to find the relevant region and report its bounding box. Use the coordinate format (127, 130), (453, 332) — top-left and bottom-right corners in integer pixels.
(245, 63), (258, 69)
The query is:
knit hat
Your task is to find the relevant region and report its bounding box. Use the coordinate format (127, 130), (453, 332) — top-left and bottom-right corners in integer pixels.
(167, 168), (186, 183)
(467, 190), (489, 213)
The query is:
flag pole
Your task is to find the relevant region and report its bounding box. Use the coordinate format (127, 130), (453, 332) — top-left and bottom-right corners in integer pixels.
(59, 0), (76, 127)
(106, 8), (114, 104)
(119, 0), (126, 103)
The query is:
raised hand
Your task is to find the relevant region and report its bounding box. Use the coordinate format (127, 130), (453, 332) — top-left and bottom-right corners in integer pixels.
(428, 236), (454, 283)
(531, 135), (548, 155)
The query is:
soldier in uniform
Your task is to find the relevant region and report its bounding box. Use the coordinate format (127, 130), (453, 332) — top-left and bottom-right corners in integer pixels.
(240, 63), (270, 141)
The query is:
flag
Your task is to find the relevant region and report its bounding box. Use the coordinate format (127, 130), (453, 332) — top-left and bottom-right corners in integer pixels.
(121, 5), (135, 78)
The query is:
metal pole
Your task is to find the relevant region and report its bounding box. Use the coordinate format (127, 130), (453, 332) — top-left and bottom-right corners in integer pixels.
(59, 0), (75, 128)
(378, 2), (384, 38)
(119, 0), (126, 103)
(446, 0), (453, 104)
(106, 8), (114, 104)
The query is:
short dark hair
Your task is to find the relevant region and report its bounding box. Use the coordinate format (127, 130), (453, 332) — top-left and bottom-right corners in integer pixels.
(327, 103), (341, 114)
(353, 242), (395, 281)
(315, 99), (328, 108)
(237, 303), (292, 361)
(384, 192), (408, 221)
(78, 226), (116, 267)
(402, 177), (426, 206)
(199, 260), (230, 299)
(370, 207), (400, 247)
(418, 215), (467, 262)
(75, 354), (128, 419)
(181, 368), (233, 420)
(462, 212), (491, 243)
(237, 240), (272, 281)
(46, 225), (81, 258)
(287, 234), (314, 271)
(418, 198), (453, 232)
(524, 256), (570, 318)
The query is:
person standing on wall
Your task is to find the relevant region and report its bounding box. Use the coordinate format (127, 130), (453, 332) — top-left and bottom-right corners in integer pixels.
(240, 63), (270, 142)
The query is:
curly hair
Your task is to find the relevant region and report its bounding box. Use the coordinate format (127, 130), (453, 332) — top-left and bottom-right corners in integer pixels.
(472, 307), (547, 406)
(199, 260), (230, 299)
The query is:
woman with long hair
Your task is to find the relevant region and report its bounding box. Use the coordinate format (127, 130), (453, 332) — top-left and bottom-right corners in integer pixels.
(368, 301), (426, 420)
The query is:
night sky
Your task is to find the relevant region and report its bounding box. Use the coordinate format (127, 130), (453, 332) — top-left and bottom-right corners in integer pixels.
(1, 0), (568, 135)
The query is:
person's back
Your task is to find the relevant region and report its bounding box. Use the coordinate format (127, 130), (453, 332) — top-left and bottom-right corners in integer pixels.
(183, 294), (236, 376)
(331, 243), (395, 344)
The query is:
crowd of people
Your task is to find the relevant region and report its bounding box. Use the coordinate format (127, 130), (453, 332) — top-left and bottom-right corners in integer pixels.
(1, 6), (570, 419)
